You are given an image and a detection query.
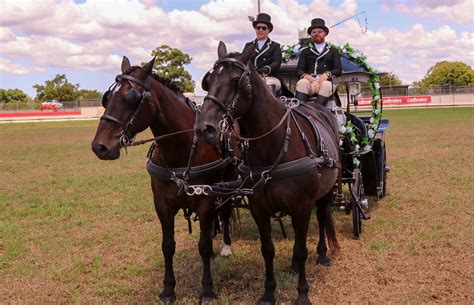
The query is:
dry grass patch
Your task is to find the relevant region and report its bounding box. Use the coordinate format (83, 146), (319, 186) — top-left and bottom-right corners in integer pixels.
(1, 108), (473, 303)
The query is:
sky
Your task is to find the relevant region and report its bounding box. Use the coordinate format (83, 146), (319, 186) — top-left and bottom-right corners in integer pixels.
(0, 0), (473, 97)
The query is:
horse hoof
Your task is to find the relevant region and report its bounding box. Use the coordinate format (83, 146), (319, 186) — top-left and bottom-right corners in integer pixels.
(259, 295), (276, 305)
(159, 293), (176, 305)
(199, 291), (217, 304)
(296, 295), (312, 305)
(316, 256), (331, 267)
(220, 244), (232, 257)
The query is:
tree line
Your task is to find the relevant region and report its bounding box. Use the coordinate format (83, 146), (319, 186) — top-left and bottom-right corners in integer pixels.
(1, 45), (473, 105)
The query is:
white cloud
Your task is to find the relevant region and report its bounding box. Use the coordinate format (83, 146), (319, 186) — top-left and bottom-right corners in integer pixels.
(0, 58), (31, 74)
(0, 0), (472, 90)
(382, 0), (474, 23)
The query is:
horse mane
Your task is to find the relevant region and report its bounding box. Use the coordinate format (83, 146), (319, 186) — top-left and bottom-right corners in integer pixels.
(124, 65), (183, 94)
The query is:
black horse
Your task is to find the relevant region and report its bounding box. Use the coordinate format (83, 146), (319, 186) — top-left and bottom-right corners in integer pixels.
(91, 56), (237, 303)
(195, 42), (340, 305)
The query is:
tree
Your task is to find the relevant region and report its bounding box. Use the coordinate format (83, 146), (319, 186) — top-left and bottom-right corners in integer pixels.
(414, 61), (474, 88)
(33, 74), (80, 102)
(379, 72), (402, 87)
(0, 88), (28, 104)
(149, 45), (195, 92)
(78, 89), (102, 100)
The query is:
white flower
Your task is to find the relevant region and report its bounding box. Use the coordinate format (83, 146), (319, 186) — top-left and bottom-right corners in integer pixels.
(355, 144), (360, 151)
(339, 126), (347, 133)
(374, 95), (380, 101)
(368, 129), (375, 137)
(374, 109), (380, 115)
(364, 144), (371, 151)
(353, 158), (360, 167)
(339, 139), (343, 146)
(374, 83), (380, 89)
(346, 126), (353, 133)
(350, 136), (357, 142)
(369, 117), (374, 123)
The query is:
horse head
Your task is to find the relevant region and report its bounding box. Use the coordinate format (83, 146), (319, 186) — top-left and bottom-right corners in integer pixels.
(196, 41), (262, 145)
(91, 56), (155, 160)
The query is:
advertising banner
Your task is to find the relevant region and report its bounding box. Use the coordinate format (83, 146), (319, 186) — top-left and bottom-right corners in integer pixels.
(357, 96), (432, 106)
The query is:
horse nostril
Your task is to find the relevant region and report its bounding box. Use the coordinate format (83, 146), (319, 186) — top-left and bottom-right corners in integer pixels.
(92, 143), (109, 157)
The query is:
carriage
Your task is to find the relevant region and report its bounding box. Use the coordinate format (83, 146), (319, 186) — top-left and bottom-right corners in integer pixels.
(93, 37), (390, 303)
(278, 44), (390, 238)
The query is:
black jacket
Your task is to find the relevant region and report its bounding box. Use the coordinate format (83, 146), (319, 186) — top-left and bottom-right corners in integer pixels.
(296, 43), (342, 79)
(244, 38), (282, 77)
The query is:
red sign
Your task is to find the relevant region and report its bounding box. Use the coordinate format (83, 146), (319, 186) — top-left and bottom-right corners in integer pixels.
(357, 96), (431, 106)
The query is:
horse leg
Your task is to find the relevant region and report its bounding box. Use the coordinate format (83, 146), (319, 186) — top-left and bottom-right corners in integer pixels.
(156, 207), (177, 304)
(315, 191), (335, 267)
(291, 212), (312, 305)
(250, 207), (276, 305)
(219, 200), (232, 256)
(198, 206), (217, 303)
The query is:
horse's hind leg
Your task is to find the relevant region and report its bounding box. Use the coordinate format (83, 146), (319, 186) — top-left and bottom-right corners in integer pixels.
(315, 191), (336, 267)
(219, 200), (232, 256)
(250, 208), (276, 305)
(156, 207), (177, 304)
(291, 211), (312, 305)
(198, 206), (217, 303)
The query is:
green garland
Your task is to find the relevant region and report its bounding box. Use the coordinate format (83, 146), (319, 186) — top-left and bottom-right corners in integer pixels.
(281, 42), (382, 168)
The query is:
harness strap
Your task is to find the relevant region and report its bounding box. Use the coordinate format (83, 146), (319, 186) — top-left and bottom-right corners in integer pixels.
(232, 107), (292, 141)
(238, 156), (330, 179)
(116, 74), (150, 90)
(146, 157), (233, 181)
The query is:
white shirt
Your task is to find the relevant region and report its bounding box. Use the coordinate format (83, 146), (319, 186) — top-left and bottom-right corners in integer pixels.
(257, 38), (268, 50)
(314, 42), (326, 53)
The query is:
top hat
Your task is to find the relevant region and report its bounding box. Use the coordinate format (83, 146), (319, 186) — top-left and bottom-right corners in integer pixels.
(252, 13), (273, 32)
(307, 18), (329, 35)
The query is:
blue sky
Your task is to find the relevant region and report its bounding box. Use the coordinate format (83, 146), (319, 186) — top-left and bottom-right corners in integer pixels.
(1, 0), (473, 97)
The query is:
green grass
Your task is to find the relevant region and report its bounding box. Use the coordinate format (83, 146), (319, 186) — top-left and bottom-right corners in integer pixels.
(1, 108), (473, 303)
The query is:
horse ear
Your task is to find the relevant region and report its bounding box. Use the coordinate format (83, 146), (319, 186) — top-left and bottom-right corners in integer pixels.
(143, 57), (155, 75)
(121, 56), (131, 73)
(240, 44), (254, 63)
(217, 41), (227, 59)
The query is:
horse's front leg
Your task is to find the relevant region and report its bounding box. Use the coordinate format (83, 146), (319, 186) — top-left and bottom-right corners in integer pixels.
(155, 202), (177, 304)
(198, 202), (217, 303)
(291, 210), (312, 305)
(250, 205), (276, 305)
(218, 199), (232, 256)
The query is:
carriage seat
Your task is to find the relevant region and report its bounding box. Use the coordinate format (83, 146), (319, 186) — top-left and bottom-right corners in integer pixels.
(307, 94), (346, 128)
(345, 112), (367, 140)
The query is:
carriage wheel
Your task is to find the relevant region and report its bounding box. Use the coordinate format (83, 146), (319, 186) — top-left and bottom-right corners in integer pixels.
(350, 168), (364, 238)
(377, 142), (388, 199)
(352, 200), (362, 238)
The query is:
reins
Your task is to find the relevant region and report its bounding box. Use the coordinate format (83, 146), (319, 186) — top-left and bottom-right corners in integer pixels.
(231, 107), (292, 142)
(122, 128), (194, 147)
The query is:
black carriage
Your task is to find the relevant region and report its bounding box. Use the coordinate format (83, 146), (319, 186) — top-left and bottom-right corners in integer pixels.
(279, 49), (390, 238)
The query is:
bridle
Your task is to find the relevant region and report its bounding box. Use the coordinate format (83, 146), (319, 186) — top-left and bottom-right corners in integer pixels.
(203, 57), (252, 134)
(101, 73), (152, 147)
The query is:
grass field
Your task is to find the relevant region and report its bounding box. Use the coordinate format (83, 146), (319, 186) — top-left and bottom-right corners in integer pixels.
(1, 108), (473, 304)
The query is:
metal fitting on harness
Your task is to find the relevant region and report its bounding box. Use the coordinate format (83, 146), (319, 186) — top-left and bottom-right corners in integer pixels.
(261, 170), (272, 184)
(185, 185), (212, 196)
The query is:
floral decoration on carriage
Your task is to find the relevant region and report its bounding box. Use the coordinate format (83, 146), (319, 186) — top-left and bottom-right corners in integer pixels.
(282, 41), (383, 168)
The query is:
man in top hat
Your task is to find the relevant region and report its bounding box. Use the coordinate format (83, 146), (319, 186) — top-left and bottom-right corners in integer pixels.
(295, 18), (342, 105)
(243, 13), (282, 96)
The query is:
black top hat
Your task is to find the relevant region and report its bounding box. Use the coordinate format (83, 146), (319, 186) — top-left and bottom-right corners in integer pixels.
(252, 13), (273, 32)
(307, 18), (329, 35)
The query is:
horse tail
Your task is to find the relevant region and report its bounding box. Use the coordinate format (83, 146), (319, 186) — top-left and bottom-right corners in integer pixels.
(326, 206), (340, 254)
